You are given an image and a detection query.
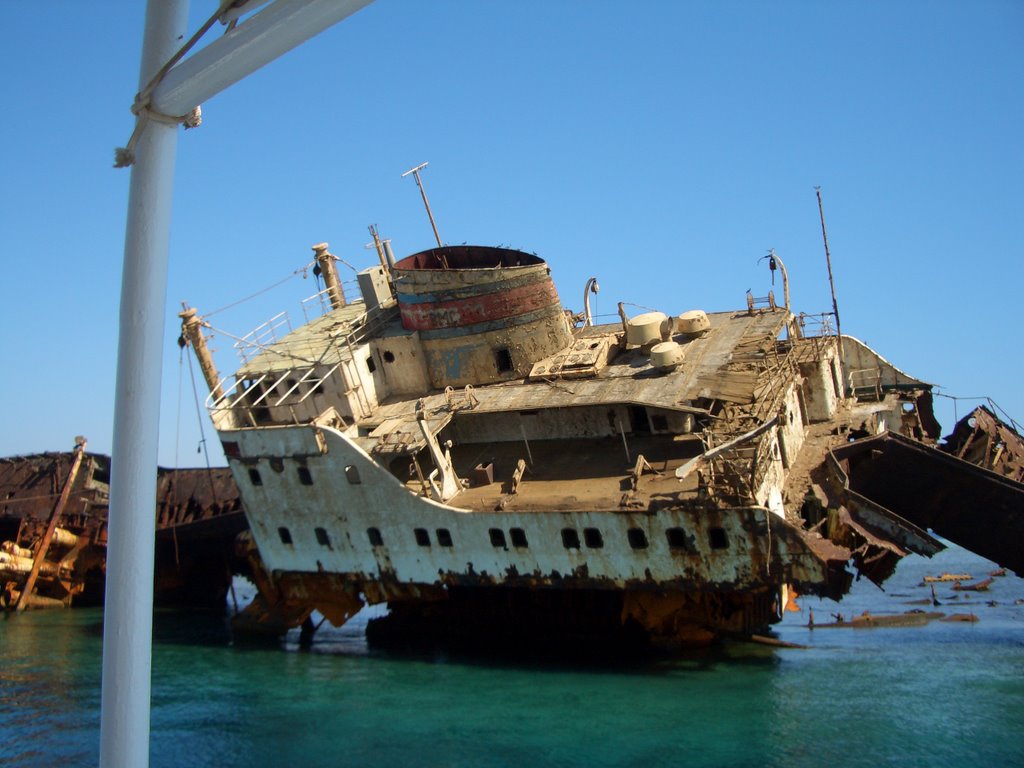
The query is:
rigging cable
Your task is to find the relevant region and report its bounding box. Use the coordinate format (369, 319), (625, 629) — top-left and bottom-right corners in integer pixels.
(203, 260), (314, 318)
(185, 339), (220, 504)
(175, 339), (186, 471)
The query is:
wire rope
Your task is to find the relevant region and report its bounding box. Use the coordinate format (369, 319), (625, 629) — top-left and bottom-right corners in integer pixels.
(185, 341), (220, 503)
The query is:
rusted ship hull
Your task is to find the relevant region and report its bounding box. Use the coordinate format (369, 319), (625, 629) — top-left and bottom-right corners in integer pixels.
(178, 240), (1023, 650)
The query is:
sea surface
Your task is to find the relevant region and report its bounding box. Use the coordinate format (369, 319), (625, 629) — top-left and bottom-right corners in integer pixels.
(2, 545), (1023, 768)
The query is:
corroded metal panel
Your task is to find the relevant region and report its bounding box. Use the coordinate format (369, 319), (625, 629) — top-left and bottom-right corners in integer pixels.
(392, 246), (572, 387)
(833, 432), (1024, 575)
(227, 424), (843, 599)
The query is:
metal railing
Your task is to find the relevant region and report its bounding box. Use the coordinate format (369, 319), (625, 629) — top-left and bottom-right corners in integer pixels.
(232, 311), (292, 365)
(847, 367), (883, 401)
(299, 278), (361, 323)
(797, 311), (837, 339)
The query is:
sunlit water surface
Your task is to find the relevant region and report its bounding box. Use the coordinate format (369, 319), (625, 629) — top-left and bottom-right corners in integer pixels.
(2, 546), (1022, 767)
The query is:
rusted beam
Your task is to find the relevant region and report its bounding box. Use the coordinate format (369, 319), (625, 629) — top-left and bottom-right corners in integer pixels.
(14, 438), (87, 611)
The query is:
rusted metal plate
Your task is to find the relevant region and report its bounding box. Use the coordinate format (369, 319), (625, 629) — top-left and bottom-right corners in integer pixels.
(1, 450), (248, 610)
(942, 406), (1024, 482)
(832, 432), (1024, 576)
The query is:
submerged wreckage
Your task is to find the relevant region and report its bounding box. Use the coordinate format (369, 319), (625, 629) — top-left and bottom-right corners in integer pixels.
(180, 238), (1022, 650)
(0, 443), (244, 611)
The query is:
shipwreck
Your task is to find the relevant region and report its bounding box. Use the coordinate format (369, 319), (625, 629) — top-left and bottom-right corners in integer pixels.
(0, 441), (245, 611)
(178, 233), (1022, 651)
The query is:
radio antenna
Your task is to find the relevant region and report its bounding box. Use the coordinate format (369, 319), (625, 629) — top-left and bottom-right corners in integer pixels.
(402, 162), (443, 250)
(816, 186), (843, 358)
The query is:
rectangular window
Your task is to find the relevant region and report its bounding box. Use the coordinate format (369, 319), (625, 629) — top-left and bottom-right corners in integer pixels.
(278, 526), (293, 545)
(367, 527), (383, 546)
(666, 527), (691, 550)
(583, 527), (604, 548)
(489, 528), (507, 548)
(627, 528), (648, 550)
(709, 527), (729, 550)
(297, 466), (313, 485)
(561, 528), (580, 549)
(510, 528), (528, 548)
(315, 527), (331, 547)
(496, 348), (514, 373)
(436, 528), (453, 547)
(248, 468), (263, 486)
(414, 528), (431, 547)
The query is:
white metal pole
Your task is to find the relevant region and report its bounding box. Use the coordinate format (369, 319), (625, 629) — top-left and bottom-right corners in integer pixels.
(100, 1), (188, 766)
(101, 3), (373, 763)
(151, 0), (373, 116)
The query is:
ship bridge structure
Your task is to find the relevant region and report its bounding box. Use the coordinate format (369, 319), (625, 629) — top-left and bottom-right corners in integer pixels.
(184, 243), (1021, 650)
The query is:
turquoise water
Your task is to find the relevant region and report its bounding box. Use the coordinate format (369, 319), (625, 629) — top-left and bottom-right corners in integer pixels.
(2, 547), (1023, 768)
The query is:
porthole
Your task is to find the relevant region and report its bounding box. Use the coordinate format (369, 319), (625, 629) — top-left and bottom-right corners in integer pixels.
(345, 465), (361, 484)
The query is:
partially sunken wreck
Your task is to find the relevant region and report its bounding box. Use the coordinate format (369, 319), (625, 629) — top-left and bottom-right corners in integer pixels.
(180, 240), (1022, 650)
(0, 443), (244, 611)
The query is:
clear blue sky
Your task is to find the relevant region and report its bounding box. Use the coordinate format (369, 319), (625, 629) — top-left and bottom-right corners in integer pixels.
(2, 1), (1021, 467)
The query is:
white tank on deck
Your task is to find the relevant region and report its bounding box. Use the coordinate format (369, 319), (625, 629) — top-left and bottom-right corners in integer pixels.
(650, 340), (685, 372)
(626, 311), (668, 347)
(675, 310), (711, 338)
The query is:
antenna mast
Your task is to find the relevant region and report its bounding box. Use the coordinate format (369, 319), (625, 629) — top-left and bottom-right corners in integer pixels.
(816, 187), (843, 357)
(402, 161), (443, 250)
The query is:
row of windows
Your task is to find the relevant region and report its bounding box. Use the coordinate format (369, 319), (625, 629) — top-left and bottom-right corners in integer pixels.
(248, 464), (361, 487)
(275, 524), (729, 552)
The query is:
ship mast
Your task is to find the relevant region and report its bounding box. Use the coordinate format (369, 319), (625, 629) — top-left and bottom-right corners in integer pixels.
(402, 161), (446, 263)
(312, 242), (347, 309)
(816, 187), (844, 357)
(178, 307), (223, 400)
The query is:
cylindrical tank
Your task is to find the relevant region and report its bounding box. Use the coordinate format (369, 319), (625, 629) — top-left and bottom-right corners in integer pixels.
(50, 527), (79, 548)
(393, 246), (572, 388)
(1, 541), (33, 558)
(626, 312), (668, 347)
(675, 309), (711, 338)
(650, 340), (685, 372)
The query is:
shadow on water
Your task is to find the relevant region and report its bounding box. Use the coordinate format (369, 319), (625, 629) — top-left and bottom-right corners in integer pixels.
(137, 601), (788, 680)
(78, 543), (1024, 678)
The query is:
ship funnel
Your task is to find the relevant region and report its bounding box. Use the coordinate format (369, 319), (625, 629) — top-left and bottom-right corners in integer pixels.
(392, 245), (572, 388)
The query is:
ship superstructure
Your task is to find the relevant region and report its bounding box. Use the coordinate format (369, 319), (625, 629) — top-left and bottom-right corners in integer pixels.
(185, 242), (945, 648)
